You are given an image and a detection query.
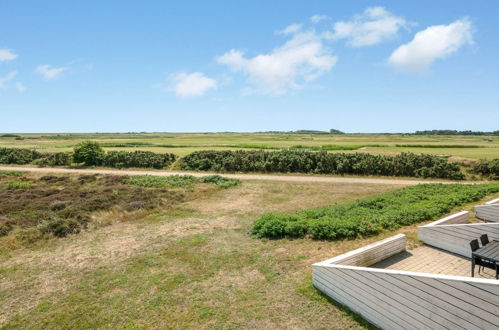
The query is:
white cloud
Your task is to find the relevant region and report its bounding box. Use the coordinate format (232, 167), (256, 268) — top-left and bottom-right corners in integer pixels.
(0, 71), (16, 89)
(15, 82), (26, 93)
(0, 49), (17, 62)
(388, 18), (473, 73)
(35, 64), (69, 80)
(169, 72), (217, 98)
(217, 31), (337, 95)
(310, 15), (328, 24)
(329, 7), (407, 47)
(278, 23), (302, 35)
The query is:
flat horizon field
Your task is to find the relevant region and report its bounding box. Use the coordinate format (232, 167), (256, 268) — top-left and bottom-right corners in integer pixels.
(1, 132), (498, 160)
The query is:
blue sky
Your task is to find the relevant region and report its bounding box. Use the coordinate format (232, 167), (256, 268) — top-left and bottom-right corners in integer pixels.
(1, 0), (498, 133)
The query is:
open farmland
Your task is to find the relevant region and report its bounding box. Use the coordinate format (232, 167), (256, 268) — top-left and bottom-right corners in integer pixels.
(1, 132), (499, 160)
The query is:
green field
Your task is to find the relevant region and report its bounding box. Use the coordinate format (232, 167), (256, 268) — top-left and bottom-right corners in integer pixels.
(1, 132), (499, 159)
(2, 171), (499, 328)
(3, 170), (499, 328)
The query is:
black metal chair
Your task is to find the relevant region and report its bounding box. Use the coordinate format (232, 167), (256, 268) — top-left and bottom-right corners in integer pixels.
(480, 234), (489, 246)
(470, 239), (499, 278)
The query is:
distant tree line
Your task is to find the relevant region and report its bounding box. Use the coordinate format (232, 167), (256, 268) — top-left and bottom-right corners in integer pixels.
(413, 130), (499, 136)
(254, 129), (498, 136)
(256, 128), (345, 135)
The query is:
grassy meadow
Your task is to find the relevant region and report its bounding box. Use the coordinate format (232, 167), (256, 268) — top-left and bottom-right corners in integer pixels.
(1, 132), (498, 159)
(2, 170), (499, 328)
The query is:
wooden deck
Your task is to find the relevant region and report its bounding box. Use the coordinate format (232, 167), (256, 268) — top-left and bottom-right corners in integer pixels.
(372, 245), (496, 279)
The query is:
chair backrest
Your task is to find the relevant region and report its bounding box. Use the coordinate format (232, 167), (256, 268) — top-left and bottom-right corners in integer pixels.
(470, 239), (480, 252)
(480, 234), (489, 246)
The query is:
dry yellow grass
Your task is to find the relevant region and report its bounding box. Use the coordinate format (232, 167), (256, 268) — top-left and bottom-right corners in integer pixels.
(0, 180), (400, 329)
(3, 179), (497, 328)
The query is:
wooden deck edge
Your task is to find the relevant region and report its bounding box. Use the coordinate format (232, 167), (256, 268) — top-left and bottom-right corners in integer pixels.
(420, 211), (469, 227)
(485, 197), (499, 205)
(314, 234), (406, 267)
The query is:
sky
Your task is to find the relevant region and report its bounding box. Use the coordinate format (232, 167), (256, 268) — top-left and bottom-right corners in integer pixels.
(1, 0), (498, 133)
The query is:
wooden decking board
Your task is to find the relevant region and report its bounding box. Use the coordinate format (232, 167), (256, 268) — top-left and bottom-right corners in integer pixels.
(372, 246), (496, 279)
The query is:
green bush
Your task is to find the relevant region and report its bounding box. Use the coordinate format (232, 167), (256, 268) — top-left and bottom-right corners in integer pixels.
(0, 147), (41, 164)
(73, 141), (105, 166)
(104, 150), (176, 169)
(251, 183), (499, 240)
(180, 150), (465, 180)
(471, 159), (499, 179)
(125, 175), (171, 187)
(199, 175), (240, 188)
(33, 152), (72, 167)
(0, 148), (72, 166)
(126, 174), (240, 189)
(125, 175), (198, 188)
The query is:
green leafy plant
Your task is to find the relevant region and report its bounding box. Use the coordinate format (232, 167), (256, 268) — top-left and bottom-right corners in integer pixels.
(251, 183), (499, 240)
(199, 175), (240, 188)
(73, 141), (105, 166)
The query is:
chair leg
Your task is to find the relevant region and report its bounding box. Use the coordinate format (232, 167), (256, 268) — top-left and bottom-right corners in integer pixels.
(471, 259), (475, 277)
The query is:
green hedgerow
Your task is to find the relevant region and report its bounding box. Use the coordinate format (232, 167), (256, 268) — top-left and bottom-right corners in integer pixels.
(251, 183), (499, 240)
(180, 150), (465, 180)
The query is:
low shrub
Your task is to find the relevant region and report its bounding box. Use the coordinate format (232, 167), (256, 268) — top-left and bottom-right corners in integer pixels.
(38, 217), (82, 237)
(126, 174), (240, 189)
(180, 150), (465, 180)
(471, 159), (499, 179)
(104, 150), (176, 169)
(125, 175), (172, 187)
(0, 148), (71, 166)
(33, 152), (72, 167)
(0, 173), (185, 240)
(5, 180), (32, 190)
(0, 147), (41, 164)
(251, 183), (499, 240)
(199, 175), (240, 188)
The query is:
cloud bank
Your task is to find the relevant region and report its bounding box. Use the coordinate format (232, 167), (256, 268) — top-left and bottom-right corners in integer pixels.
(217, 30), (337, 95)
(170, 72), (217, 98)
(388, 18), (473, 73)
(329, 7), (407, 47)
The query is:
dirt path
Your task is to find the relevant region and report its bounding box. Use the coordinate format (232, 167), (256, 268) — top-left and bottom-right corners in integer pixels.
(0, 165), (473, 185)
